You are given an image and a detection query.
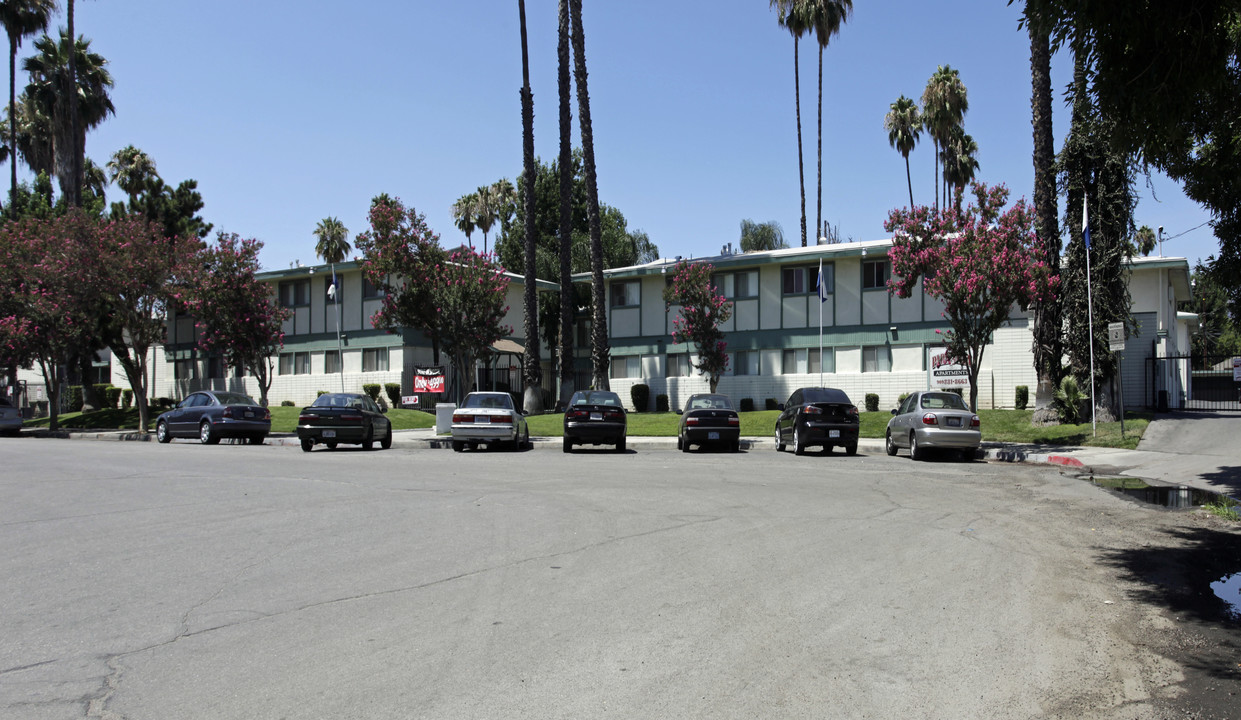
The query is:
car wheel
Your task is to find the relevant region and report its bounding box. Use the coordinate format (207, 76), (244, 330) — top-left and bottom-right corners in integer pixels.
(793, 426), (804, 456)
(680, 434), (691, 453)
(523, 426), (531, 450)
(774, 424), (785, 452)
(910, 432), (924, 461)
(562, 436), (572, 453)
(616, 437), (626, 453)
(452, 441), (464, 452)
(958, 448), (973, 462)
(885, 430), (897, 456)
(730, 440), (740, 453)
(362, 425), (374, 451)
(676, 435), (682, 451)
(300, 438), (313, 452)
(381, 425), (393, 450)
(199, 421), (218, 445)
(326, 441), (337, 450)
(846, 442), (858, 456)
(156, 420), (171, 444)
(249, 435), (265, 445)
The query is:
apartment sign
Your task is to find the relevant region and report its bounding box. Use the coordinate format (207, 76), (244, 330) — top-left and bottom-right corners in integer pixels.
(413, 366), (446, 394)
(929, 347), (969, 389)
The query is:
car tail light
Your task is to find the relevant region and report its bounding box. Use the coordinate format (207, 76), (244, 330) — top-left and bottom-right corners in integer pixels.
(453, 413), (470, 423)
(728, 416), (740, 426)
(971, 415), (980, 427)
(922, 413), (938, 425)
(262, 408), (271, 421)
(298, 413), (317, 423)
(686, 417), (699, 426)
(847, 406), (859, 419)
(566, 409), (588, 420)
(803, 405), (822, 415)
(222, 407), (233, 418)
(491, 414), (512, 424)
(606, 410), (624, 421)
(341, 413), (363, 422)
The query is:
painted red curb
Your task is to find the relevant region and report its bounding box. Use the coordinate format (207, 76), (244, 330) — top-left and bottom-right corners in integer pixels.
(1046, 455), (1085, 467)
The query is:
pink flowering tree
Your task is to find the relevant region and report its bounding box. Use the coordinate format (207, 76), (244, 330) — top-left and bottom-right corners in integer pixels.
(662, 260), (733, 392)
(356, 195), (512, 400)
(885, 182), (1058, 411)
(185, 233), (291, 407)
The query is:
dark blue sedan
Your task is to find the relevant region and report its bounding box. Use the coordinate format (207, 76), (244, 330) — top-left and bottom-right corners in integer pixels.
(155, 390), (271, 445)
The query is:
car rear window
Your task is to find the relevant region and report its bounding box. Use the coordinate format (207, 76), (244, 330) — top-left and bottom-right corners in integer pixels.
(313, 394), (357, 408)
(463, 394), (513, 410)
(215, 393), (257, 406)
(574, 392), (621, 407)
(804, 388), (850, 404)
(921, 393), (968, 410)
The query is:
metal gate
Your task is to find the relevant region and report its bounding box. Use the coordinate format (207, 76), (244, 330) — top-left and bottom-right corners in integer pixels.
(1146, 354), (1241, 411)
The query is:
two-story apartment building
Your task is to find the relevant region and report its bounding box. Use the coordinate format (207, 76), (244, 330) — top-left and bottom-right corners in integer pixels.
(575, 240), (1195, 413)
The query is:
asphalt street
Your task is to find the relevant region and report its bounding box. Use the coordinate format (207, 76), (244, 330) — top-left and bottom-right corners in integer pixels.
(0, 438), (1232, 719)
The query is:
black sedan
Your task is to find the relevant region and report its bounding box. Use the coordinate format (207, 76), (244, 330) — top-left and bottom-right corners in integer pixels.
(563, 390), (627, 452)
(677, 393), (740, 453)
(297, 392), (393, 451)
(774, 387), (860, 456)
(155, 390), (271, 445)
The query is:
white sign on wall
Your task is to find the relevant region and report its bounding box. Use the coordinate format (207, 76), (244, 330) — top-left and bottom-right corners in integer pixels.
(929, 347), (970, 389)
(1233, 357), (1241, 383)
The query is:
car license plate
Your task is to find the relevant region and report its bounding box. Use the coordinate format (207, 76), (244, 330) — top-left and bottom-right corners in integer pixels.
(323, 430), (336, 438)
(591, 412), (602, 420)
(475, 415), (489, 424)
(708, 431), (719, 440)
(947, 417), (961, 427)
(829, 429), (840, 438)
(244, 410), (254, 419)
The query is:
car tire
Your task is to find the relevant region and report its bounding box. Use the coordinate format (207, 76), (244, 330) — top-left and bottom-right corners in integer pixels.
(793, 426), (804, 456)
(199, 421), (218, 445)
(326, 441), (337, 450)
(676, 435), (682, 451)
(562, 436), (572, 453)
(362, 426), (374, 451)
(910, 432), (924, 461)
(249, 435), (265, 445)
(156, 420), (171, 444)
(885, 431), (897, 456)
(381, 425), (393, 450)
(774, 424), (785, 452)
(730, 440), (740, 453)
(846, 442), (858, 456)
(452, 441), (464, 452)
(680, 434), (690, 453)
(616, 437), (626, 453)
(300, 438), (313, 452)
(522, 427), (531, 450)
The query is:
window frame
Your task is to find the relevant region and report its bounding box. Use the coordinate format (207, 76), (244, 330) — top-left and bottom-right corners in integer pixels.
(862, 345), (893, 373)
(362, 348), (389, 373)
(862, 260), (890, 291)
(609, 280), (640, 308)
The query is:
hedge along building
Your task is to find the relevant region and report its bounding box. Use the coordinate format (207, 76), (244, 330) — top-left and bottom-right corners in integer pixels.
(145, 260), (558, 407)
(571, 240), (1194, 413)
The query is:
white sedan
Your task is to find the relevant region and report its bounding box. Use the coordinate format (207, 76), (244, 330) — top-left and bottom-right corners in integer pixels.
(451, 392), (531, 452)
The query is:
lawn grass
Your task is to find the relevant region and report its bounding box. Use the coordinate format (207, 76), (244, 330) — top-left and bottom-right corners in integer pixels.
(25, 406), (436, 434)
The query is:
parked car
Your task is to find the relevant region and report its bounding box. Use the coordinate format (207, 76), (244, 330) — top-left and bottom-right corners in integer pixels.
(450, 391), (530, 452)
(0, 397), (23, 435)
(155, 390), (271, 445)
(563, 390), (627, 452)
(774, 387), (859, 455)
(297, 392), (392, 451)
(885, 390), (980, 461)
(677, 393), (740, 453)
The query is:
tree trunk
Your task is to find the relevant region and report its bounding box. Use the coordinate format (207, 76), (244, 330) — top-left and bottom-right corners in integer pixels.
(9, 39), (17, 209)
(36, 357), (61, 431)
(1029, 19), (1062, 424)
(904, 155), (914, 209)
(518, 0), (542, 414)
(815, 45), (822, 245)
(78, 353), (99, 411)
(932, 138), (940, 213)
(794, 37), (806, 247)
(569, 0), (609, 391)
(557, 0), (575, 407)
(67, 0), (81, 208)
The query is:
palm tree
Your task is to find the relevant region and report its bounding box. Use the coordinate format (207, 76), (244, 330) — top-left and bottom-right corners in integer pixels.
(806, 0), (852, 243)
(22, 29), (112, 205)
(451, 191), (477, 249)
(313, 216), (350, 392)
(770, 0), (811, 246)
(106, 144), (158, 202)
(1027, 13), (1061, 422)
(517, 0), (542, 411)
(556, 0), (575, 405)
(0, 0), (54, 208)
(472, 184), (502, 255)
(920, 65), (967, 213)
(569, 0), (609, 390)
(490, 178), (517, 228)
(884, 95), (921, 209)
(941, 124), (979, 211)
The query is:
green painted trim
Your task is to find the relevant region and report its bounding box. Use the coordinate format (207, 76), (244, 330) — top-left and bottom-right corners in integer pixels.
(280, 329), (403, 353)
(571, 243), (892, 283)
(606, 321), (948, 356)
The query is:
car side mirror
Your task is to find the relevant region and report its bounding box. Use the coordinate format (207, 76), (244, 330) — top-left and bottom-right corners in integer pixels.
(675, 409), (683, 415)
(777, 403), (785, 411)
(382, 407), (388, 414)
(520, 410), (529, 416)
(891, 408), (898, 415)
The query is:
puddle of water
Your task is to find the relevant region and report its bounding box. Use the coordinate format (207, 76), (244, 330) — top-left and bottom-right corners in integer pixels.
(1210, 573), (1241, 620)
(1083, 476), (1234, 510)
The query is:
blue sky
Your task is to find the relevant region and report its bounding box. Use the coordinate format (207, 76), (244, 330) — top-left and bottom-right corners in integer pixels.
(43, 0), (1219, 272)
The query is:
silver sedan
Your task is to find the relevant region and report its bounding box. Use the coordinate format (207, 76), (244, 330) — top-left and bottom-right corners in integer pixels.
(885, 390), (981, 461)
(451, 392), (530, 452)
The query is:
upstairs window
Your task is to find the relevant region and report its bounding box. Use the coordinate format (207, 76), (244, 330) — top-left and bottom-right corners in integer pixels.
(279, 279), (310, 307)
(610, 281), (640, 308)
(863, 260), (890, 290)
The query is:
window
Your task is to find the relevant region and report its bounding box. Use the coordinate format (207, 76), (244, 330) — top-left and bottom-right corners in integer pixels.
(279, 279), (310, 307)
(712, 270), (758, 299)
(863, 260), (890, 290)
(732, 350), (760, 376)
(576, 319), (591, 348)
(173, 359), (196, 380)
(363, 276), (385, 299)
(781, 348), (822, 375)
(783, 265), (832, 296)
(610, 280), (639, 307)
(610, 355), (640, 379)
(862, 345), (892, 372)
(205, 356), (225, 379)
(279, 352), (310, 375)
(325, 275), (341, 303)
(324, 350), (341, 374)
(666, 353), (692, 377)
(362, 348), (389, 372)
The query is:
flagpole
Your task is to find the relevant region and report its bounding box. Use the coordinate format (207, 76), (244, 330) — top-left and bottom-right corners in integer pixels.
(818, 257), (824, 387)
(1084, 193), (1096, 435)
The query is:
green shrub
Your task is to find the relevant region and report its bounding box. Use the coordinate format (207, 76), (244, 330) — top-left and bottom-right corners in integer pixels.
(92, 383), (111, 408)
(630, 383), (650, 412)
(864, 393), (879, 412)
(1053, 376), (1083, 424)
(384, 383), (402, 407)
(1015, 385), (1029, 410)
(655, 394), (669, 412)
(739, 398), (755, 412)
(362, 383), (381, 402)
(316, 390), (329, 398)
(121, 389), (133, 409)
(765, 398), (779, 411)
(898, 392), (910, 407)
(69, 385), (83, 411)
(281, 400), (295, 407)
(104, 386), (122, 409)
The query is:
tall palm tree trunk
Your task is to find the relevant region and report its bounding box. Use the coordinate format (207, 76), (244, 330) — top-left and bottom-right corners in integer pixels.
(904, 155), (914, 209)
(557, 0), (575, 405)
(932, 139), (939, 213)
(794, 36), (806, 247)
(67, 0), (80, 207)
(1029, 19), (1062, 421)
(517, 0), (542, 412)
(569, 0), (609, 390)
(815, 45), (822, 245)
(8, 38), (17, 208)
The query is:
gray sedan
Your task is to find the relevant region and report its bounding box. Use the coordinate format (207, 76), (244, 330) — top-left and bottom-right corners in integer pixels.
(0, 397), (23, 435)
(885, 390), (981, 461)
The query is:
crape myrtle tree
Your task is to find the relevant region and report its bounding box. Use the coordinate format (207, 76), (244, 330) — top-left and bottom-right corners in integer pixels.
(356, 195), (512, 402)
(885, 182), (1058, 411)
(186, 233), (291, 407)
(662, 260), (733, 393)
